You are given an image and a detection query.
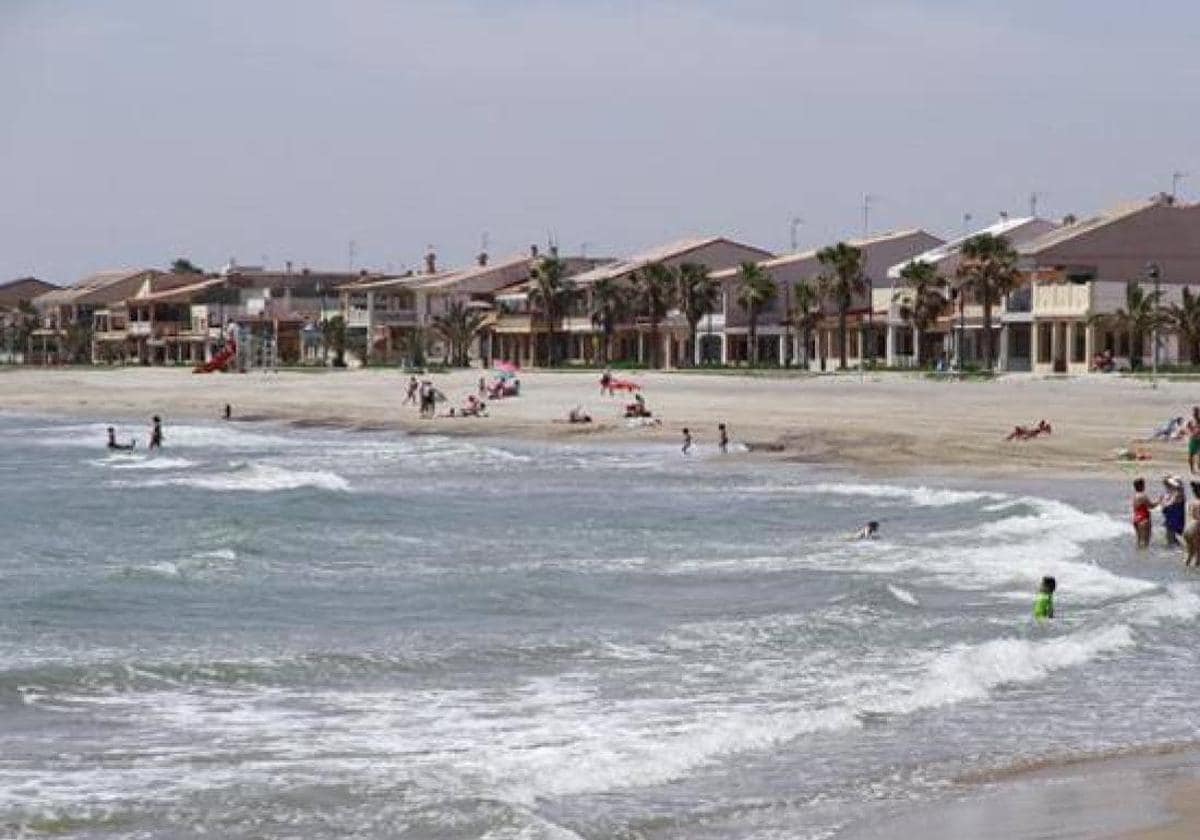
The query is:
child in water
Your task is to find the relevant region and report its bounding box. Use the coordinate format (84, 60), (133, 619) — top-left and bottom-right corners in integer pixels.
(1033, 576), (1056, 621)
(1132, 478), (1155, 549)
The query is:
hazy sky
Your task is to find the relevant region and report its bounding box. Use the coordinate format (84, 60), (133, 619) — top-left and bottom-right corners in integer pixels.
(2, 1), (1198, 284)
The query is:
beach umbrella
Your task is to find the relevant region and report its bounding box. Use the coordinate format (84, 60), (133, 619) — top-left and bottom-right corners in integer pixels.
(494, 361), (520, 374)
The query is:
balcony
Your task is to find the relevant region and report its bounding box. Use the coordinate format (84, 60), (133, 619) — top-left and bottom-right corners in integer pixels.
(1033, 283), (1091, 316)
(1006, 287), (1032, 313)
(126, 321), (152, 337)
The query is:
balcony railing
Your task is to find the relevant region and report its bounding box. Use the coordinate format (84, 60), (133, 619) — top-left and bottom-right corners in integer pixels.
(1006, 287), (1032, 312)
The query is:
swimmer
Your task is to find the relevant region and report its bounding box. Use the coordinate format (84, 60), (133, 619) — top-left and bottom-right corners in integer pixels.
(1033, 575), (1056, 621)
(106, 427), (135, 451)
(718, 423), (729, 454)
(853, 521), (879, 540)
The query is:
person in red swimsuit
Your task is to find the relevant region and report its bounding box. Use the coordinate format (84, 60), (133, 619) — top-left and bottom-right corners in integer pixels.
(1132, 477), (1156, 549)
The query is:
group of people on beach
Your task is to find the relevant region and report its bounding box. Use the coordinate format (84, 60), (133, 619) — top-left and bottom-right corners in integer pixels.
(1127, 406), (1200, 565)
(105, 416), (163, 451)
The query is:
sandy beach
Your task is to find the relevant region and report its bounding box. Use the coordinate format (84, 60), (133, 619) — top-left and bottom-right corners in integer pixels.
(1, 366), (1197, 479)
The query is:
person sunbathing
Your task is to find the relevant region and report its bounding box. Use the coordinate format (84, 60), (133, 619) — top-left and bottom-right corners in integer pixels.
(1148, 417), (1187, 441)
(459, 395), (487, 417)
(1006, 419), (1052, 441)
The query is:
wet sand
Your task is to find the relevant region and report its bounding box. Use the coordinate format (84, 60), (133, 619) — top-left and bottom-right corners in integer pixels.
(1, 366), (1197, 478)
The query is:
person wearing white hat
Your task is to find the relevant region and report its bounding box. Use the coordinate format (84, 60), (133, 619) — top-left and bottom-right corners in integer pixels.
(1161, 476), (1186, 547)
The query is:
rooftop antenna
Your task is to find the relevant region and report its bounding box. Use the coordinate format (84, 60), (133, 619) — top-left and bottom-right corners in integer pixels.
(789, 216), (804, 252)
(1172, 171), (1188, 200)
(862, 194), (875, 238)
(1029, 191), (1042, 218)
(347, 240), (356, 272)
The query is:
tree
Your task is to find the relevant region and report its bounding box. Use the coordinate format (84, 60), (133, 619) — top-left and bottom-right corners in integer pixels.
(1168, 286), (1200, 365)
(432, 300), (485, 367)
(735, 261), (777, 365)
(677, 262), (718, 367)
(170, 258), (204, 275)
(895, 260), (948, 367)
(588, 277), (629, 365)
(630, 262), (676, 368)
(322, 314), (347, 367)
(528, 256), (574, 366)
(816, 242), (866, 370)
(1089, 280), (1165, 370)
(63, 321), (93, 364)
(956, 233), (1020, 370)
(791, 280), (820, 368)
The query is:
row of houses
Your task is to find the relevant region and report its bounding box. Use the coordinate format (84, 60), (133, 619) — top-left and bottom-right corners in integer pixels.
(5, 192), (1200, 373)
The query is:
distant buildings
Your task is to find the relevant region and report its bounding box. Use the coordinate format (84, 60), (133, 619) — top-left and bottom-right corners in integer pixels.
(9, 192), (1200, 372)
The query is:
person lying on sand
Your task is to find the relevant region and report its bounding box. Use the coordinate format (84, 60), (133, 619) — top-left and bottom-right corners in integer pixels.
(568, 406), (592, 424)
(1147, 416), (1186, 442)
(106, 427), (135, 451)
(457, 395), (488, 417)
(1005, 419), (1052, 441)
(1115, 446), (1153, 462)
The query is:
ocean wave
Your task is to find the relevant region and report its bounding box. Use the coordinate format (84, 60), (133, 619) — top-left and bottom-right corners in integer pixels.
(736, 481), (1006, 507)
(112, 463), (350, 493)
(95, 456), (197, 471)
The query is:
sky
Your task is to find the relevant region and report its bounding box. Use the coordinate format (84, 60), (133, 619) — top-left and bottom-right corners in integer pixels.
(2, 0), (1198, 284)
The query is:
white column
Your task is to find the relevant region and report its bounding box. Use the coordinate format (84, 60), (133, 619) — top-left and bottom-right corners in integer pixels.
(720, 334), (728, 365)
(998, 324), (1009, 371)
(885, 323), (896, 367)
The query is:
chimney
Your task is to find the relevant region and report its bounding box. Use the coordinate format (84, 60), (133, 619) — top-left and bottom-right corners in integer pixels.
(530, 244), (539, 258)
(285, 260), (293, 274)
(477, 252), (488, 267)
(424, 249), (437, 274)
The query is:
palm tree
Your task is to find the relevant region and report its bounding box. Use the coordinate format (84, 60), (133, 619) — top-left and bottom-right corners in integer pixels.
(956, 233), (1020, 370)
(894, 260), (948, 367)
(528, 256), (574, 366)
(791, 280), (820, 368)
(630, 262), (676, 368)
(1168, 286), (1200, 366)
(588, 277), (629, 365)
(1089, 280), (1165, 370)
(816, 242), (866, 370)
(432, 300), (485, 367)
(735, 261), (777, 365)
(322, 314), (347, 367)
(677, 262), (718, 367)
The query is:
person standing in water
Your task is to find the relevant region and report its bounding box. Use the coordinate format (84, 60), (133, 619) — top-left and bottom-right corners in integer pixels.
(1185, 482), (1200, 567)
(1033, 576), (1056, 621)
(1161, 476), (1186, 547)
(681, 427), (693, 455)
(149, 416), (164, 450)
(1132, 478), (1155, 549)
(718, 423), (729, 454)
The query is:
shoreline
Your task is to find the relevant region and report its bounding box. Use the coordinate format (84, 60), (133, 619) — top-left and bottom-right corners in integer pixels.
(2, 366), (1196, 480)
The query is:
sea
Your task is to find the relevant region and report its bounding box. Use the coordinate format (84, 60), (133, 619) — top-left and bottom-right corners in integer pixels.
(1, 412), (1198, 839)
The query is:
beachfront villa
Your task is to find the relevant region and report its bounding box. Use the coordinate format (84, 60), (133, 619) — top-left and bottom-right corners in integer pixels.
(0, 277), (56, 362)
(707, 230), (941, 370)
(880, 215), (1058, 370)
(556, 236), (775, 367)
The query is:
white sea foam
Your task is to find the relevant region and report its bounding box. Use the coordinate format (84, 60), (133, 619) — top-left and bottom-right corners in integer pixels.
(874, 624), (1136, 715)
(103, 456), (197, 471)
(114, 463), (350, 493)
(887, 584), (919, 606)
(741, 481), (1007, 508)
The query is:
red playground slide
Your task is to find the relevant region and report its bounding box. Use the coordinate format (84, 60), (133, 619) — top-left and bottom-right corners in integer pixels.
(193, 342), (237, 374)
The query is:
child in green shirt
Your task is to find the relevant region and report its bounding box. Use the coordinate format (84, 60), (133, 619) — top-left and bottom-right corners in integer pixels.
(1034, 576), (1056, 621)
